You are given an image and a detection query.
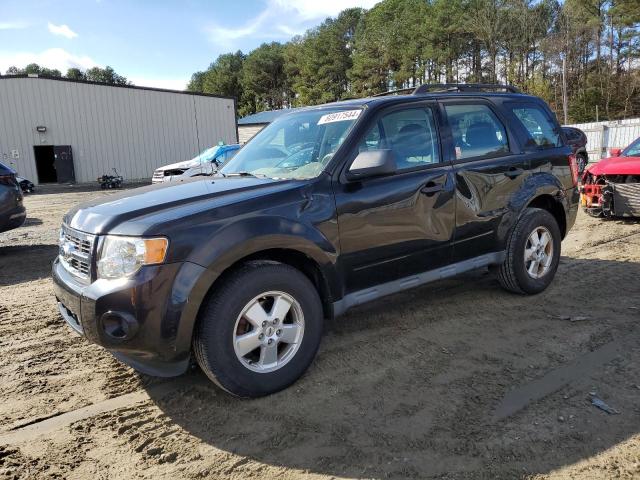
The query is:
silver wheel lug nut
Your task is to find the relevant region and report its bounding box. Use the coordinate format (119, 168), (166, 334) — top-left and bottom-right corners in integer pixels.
(259, 333), (264, 340)
(262, 321), (267, 327)
(276, 329), (281, 336)
(268, 339), (273, 345)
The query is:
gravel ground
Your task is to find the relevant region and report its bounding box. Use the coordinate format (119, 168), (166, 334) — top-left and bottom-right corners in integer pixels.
(0, 186), (639, 479)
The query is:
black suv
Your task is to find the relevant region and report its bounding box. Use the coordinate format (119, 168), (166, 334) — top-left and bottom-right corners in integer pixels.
(53, 84), (580, 397)
(0, 162), (26, 234)
(561, 126), (588, 173)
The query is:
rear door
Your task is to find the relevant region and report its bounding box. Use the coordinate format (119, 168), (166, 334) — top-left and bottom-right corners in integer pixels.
(504, 100), (570, 188)
(53, 145), (76, 183)
(439, 99), (530, 262)
(334, 101), (456, 293)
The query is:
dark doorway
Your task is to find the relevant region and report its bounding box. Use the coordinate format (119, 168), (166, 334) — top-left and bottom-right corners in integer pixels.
(33, 145), (76, 184)
(53, 145), (75, 183)
(34, 145), (56, 183)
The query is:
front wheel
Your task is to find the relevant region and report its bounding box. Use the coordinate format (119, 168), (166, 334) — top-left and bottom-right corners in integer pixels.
(497, 208), (561, 294)
(193, 262), (323, 397)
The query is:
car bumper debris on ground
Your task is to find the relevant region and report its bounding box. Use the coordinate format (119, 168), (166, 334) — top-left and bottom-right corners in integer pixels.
(1, 186), (640, 479)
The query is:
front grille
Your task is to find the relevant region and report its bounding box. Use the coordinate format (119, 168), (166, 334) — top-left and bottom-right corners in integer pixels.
(612, 182), (640, 216)
(60, 225), (95, 282)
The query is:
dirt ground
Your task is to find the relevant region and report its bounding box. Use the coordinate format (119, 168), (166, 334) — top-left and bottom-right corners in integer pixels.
(1, 186), (639, 480)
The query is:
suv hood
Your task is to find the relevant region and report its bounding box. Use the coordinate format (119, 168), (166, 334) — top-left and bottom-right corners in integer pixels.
(65, 177), (297, 235)
(155, 158), (207, 172)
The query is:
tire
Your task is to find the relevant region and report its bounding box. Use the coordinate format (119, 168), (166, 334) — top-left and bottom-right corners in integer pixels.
(193, 261), (323, 397)
(498, 208), (561, 295)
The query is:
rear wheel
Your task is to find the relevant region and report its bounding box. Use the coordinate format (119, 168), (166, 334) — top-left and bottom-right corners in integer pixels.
(498, 208), (561, 294)
(193, 262), (323, 397)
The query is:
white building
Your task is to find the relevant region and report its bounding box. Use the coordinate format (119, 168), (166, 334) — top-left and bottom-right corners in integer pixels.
(0, 75), (238, 184)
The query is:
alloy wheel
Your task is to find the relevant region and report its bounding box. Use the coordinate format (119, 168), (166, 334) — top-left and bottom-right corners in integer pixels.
(524, 226), (554, 279)
(232, 291), (305, 373)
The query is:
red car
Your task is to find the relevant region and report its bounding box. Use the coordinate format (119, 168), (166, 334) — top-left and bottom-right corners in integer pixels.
(581, 137), (640, 217)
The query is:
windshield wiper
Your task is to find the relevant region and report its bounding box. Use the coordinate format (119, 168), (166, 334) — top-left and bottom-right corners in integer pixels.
(223, 171), (267, 178)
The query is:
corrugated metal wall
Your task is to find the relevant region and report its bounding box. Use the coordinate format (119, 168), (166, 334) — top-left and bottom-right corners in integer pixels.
(0, 76), (237, 184)
(238, 124), (265, 144)
(565, 118), (640, 160)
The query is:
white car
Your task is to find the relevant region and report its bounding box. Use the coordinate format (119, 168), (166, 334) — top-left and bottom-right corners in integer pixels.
(152, 144), (240, 184)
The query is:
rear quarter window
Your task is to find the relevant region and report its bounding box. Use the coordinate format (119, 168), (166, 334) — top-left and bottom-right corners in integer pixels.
(509, 103), (561, 149)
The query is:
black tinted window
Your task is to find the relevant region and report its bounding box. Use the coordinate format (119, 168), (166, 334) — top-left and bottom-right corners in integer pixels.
(511, 104), (561, 148)
(624, 138), (640, 157)
(562, 128), (577, 140)
(359, 107), (440, 170)
(444, 104), (509, 160)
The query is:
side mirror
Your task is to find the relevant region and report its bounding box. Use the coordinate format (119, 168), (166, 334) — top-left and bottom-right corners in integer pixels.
(609, 148), (622, 157)
(347, 149), (396, 180)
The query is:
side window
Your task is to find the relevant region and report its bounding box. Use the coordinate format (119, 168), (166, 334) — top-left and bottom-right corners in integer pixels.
(510, 104), (561, 148)
(359, 107), (441, 170)
(444, 104), (509, 160)
(566, 129), (578, 141)
(625, 138), (640, 157)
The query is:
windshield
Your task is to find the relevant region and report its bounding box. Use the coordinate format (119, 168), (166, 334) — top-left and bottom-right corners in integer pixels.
(221, 107), (362, 179)
(622, 137), (640, 157)
(192, 146), (221, 163)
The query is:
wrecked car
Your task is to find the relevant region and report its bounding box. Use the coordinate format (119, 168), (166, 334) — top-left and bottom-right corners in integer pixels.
(53, 84), (579, 397)
(581, 137), (640, 217)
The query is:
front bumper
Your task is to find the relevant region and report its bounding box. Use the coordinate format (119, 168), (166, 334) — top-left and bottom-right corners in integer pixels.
(52, 256), (208, 377)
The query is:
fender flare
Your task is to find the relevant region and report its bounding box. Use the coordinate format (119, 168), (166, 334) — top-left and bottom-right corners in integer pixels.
(496, 172), (567, 248)
(172, 216), (340, 356)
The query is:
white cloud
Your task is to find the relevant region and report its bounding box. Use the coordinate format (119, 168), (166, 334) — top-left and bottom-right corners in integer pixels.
(48, 22), (78, 39)
(0, 48), (98, 73)
(270, 0), (380, 20)
(0, 21), (29, 30)
(206, 0), (379, 48)
(127, 75), (189, 91)
(0, 48), (185, 91)
(207, 10), (270, 47)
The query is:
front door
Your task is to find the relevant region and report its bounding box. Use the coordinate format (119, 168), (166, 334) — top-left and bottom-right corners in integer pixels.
(53, 145), (75, 183)
(334, 103), (455, 294)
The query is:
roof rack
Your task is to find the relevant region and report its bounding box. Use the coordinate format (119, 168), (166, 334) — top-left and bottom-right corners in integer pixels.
(412, 83), (520, 94)
(371, 87), (415, 97)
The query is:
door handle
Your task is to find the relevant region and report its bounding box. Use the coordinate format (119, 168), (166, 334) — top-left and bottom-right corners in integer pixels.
(504, 167), (524, 179)
(420, 182), (444, 196)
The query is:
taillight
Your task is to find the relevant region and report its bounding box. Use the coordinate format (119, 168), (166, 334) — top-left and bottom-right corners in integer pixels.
(0, 174), (16, 186)
(568, 154), (579, 187)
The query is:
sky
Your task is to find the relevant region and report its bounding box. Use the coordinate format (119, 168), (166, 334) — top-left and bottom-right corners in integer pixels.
(0, 0), (379, 90)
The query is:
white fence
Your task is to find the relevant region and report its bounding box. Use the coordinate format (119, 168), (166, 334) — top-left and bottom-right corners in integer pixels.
(565, 118), (640, 161)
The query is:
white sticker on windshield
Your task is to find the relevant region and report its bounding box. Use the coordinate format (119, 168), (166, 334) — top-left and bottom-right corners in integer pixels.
(317, 110), (361, 125)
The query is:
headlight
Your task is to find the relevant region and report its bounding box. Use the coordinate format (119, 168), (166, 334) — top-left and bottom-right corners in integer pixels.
(97, 236), (168, 280)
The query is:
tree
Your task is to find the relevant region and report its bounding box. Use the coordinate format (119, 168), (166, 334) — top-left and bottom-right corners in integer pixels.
(85, 66), (129, 85)
(187, 71), (206, 92)
(291, 8), (364, 105)
(183, 0), (637, 121)
(242, 42), (289, 113)
(66, 68), (86, 80)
